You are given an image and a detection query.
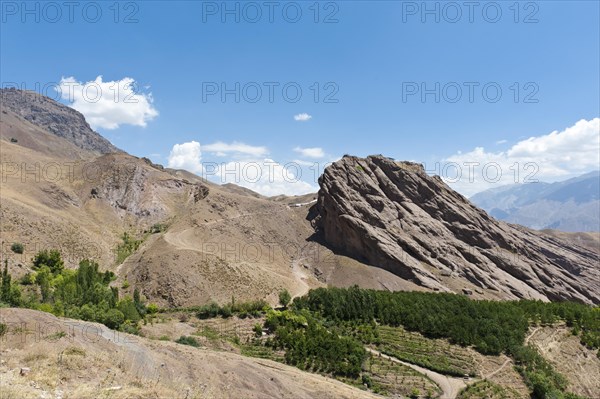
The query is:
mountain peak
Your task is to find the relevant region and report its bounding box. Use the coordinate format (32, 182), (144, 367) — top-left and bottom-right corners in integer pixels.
(0, 88), (120, 155)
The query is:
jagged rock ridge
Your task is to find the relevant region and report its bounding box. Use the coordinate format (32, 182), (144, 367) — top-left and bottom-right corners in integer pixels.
(313, 155), (600, 304)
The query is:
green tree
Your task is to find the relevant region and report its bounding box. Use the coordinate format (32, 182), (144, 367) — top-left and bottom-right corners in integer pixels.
(1, 260), (21, 306)
(32, 249), (64, 275)
(35, 266), (52, 303)
(279, 289), (292, 308)
(104, 309), (125, 329)
(117, 297), (141, 323)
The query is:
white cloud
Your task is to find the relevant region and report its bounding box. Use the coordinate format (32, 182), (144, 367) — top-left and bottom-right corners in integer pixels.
(442, 118), (600, 197)
(495, 139), (507, 145)
(167, 141), (202, 174)
(57, 76), (158, 130)
(165, 141), (317, 196)
(210, 159), (317, 196)
(294, 113), (312, 122)
(202, 141), (268, 158)
(294, 146), (325, 158)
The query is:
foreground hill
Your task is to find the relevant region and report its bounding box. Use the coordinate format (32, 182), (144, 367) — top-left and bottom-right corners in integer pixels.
(470, 172), (600, 232)
(0, 308), (379, 399)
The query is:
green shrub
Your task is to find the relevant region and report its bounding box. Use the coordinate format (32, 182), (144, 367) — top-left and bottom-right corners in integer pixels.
(147, 303), (159, 314)
(176, 335), (200, 347)
(0, 323), (6, 336)
(10, 243), (24, 254)
(253, 323), (263, 337)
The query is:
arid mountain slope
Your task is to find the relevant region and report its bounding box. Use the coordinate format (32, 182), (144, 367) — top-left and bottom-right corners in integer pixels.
(312, 155), (600, 304)
(0, 94), (209, 269)
(1, 88), (120, 154)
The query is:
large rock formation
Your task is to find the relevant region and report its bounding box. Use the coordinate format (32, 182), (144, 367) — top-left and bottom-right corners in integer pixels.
(313, 155), (600, 304)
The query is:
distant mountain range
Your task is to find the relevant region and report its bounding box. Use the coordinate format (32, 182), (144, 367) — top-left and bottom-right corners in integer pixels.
(470, 171), (600, 232)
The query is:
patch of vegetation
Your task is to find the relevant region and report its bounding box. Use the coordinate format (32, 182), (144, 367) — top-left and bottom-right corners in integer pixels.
(10, 243), (24, 254)
(0, 322), (6, 336)
(196, 326), (221, 342)
(294, 286), (600, 356)
(176, 335), (200, 347)
(360, 353), (441, 397)
(32, 249), (64, 274)
(458, 380), (522, 399)
(1, 260), (22, 306)
(148, 223), (168, 234)
(194, 299), (270, 319)
(376, 325), (477, 377)
(278, 289), (291, 308)
(263, 309), (366, 378)
(292, 287), (598, 398)
(512, 345), (587, 399)
(64, 346), (86, 356)
(3, 250), (148, 333)
(115, 232), (144, 264)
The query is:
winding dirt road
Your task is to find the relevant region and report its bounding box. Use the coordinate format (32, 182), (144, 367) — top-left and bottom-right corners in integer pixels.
(366, 348), (467, 399)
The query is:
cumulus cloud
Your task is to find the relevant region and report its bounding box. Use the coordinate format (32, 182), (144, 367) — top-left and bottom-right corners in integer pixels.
(294, 113), (312, 122)
(442, 118), (600, 197)
(293, 147), (325, 158)
(166, 141), (317, 196)
(209, 159), (317, 196)
(167, 141), (202, 174)
(202, 141), (269, 158)
(57, 76), (158, 130)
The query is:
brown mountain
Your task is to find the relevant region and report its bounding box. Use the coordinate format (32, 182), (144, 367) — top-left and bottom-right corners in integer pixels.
(1, 88), (119, 154)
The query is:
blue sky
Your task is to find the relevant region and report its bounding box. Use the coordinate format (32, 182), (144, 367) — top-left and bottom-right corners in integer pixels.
(1, 1), (599, 195)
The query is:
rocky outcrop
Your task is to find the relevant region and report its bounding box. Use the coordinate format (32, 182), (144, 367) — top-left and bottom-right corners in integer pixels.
(313, 155), (600, 304)
(87, 154), (209, 221)
(0, 88), (120, 154)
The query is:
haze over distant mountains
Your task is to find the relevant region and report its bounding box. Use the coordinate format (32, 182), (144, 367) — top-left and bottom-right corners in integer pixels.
(471, 172), (600, 232)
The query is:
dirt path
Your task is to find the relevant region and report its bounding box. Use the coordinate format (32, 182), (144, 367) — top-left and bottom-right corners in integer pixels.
(366, 348), (467, 399)
(163, 210), (314, 299)
(482, 327), (541, 380)
(290, 256), (311, 299)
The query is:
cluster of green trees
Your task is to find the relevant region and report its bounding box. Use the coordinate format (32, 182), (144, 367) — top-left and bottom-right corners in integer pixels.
(1, 250), (149, 333)
(512, 345), (585, 399)
(291, 287), (597, 399)
(264, 309), (366, 378)
(294, 287), (599, 356)
(195, 298), (270, 319)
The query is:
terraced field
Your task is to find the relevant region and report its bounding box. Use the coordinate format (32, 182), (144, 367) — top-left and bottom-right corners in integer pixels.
(375, 326), (478, 377)
(458, 380), (523, 399)
(362, 353), (442, 397)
